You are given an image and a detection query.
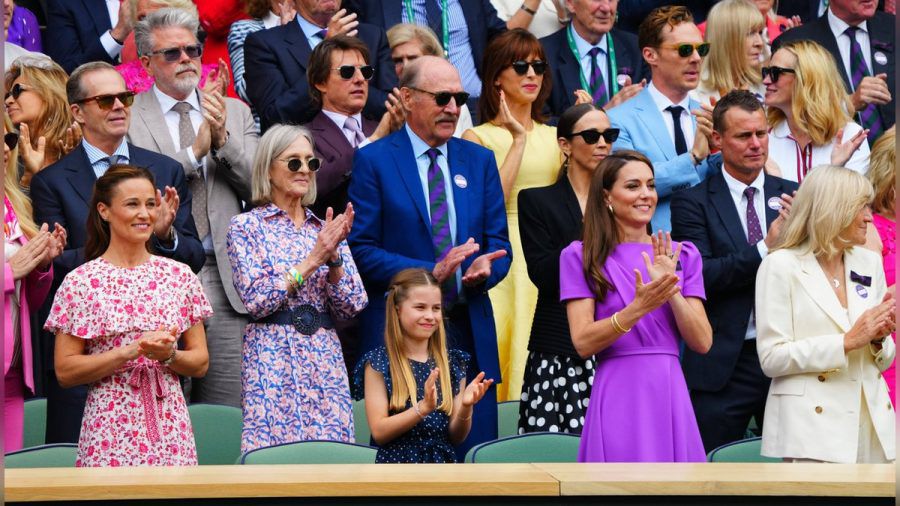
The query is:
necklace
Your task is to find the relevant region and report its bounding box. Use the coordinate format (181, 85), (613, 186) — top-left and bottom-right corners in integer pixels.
(818, 260), (843, 289)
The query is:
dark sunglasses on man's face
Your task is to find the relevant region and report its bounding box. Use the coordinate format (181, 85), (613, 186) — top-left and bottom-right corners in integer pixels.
(148, 44), (203, 62)
(660, 42), (711, 58)
(510, 60), (547, 76)
(283, 157), (321, 172)
(335, 65), (376, 80)
(4, 83), (31, 101)
(77, 91), (136, 110)
(4, 131), (19, 151)
(761, 66), (796, 82)
(570, 128), (620, 145)
(408, 87), (470, 107)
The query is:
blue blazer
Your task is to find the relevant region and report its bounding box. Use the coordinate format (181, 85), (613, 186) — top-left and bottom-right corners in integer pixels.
(30, 143), (205, 287)
(671, 167), (798, 392)
(539, 26), (648, 119)
(606, 87), (716, 231)
(347, 130), (511, 379)
(45, 0), (117, 73)
(346, 0), (506, 80)
(243, 19), (397, 131)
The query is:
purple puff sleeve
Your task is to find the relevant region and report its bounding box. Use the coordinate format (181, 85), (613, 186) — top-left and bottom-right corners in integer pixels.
(559, 241), (594, 303)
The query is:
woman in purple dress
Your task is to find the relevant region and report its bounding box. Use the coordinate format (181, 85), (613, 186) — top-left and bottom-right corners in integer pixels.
(559, 150), (712, 462)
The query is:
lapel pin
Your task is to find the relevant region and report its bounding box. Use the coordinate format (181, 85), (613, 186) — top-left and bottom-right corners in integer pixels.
(767, 197), (782, 210)
(453, 174), (467, 189)
(874, 51), (888, 66)
(850, 270), (872, 287)
(856, 284), (868, 299)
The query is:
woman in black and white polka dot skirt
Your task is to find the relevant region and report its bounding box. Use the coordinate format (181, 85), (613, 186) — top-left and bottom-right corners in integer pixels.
(516, 103), (616, 433)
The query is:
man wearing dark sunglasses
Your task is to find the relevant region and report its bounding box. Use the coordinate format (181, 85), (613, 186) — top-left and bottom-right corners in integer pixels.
(539, 0), (648, 118)
(126, 9), (259, 408)
(606, 5), (718, 232)
(29, 60), (205, 445)
(349, 56), (511, 460)
(243, 0), (397, 130)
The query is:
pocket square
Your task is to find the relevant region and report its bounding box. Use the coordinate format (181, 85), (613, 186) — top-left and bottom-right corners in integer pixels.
(850, 271), (871, 287)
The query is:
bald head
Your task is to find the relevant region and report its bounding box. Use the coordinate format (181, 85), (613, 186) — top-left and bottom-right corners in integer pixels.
(400, 56), (464, 147)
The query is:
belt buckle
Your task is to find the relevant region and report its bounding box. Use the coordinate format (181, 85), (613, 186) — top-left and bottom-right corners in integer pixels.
(292, 304), (321, 335)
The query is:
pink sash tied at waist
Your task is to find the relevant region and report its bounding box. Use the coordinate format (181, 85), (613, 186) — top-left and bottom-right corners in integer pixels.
(124, 360), (168, 444)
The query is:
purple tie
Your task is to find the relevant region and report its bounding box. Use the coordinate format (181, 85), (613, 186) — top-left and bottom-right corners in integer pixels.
(846, 26), (884, 143)
(587, 47), (608, 106)
(744, 187), (763, 245)
(426, 148), (458, 302)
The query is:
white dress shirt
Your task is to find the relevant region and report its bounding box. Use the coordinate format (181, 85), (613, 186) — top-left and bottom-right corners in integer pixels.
(767, 120), (870, 184)
(646, 81), (695, 149)
(827, 8), (873, 88)
(154, 85), (206, 171)
(99, 0), (124, 59)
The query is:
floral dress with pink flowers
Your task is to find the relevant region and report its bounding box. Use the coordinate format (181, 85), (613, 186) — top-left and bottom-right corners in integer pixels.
(44, 256), (213, 467)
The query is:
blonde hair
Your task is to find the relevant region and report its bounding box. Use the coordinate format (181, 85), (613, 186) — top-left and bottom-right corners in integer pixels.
(383, 268), (454, 415)
(129, 0), (198, 24)
(4, 113), (39, 238)
(867, 126), (895, 216)
(774, 165), (874, 258)
(250, 124), (317, 207)
(766, 40), (853, 146)
(386, 23), (442, 57)
(700, 0), (765, 95)
(5, 57), (72, 165)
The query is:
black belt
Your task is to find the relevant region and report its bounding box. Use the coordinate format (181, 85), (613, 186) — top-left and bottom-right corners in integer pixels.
(251, 304), (334, 335)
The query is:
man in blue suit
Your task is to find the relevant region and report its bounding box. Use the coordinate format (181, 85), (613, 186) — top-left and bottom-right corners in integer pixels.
(45, 0), (133, 73)
(30, 62), (204, 444)
(606, 5), (716, 232)
(348, 56), (511, 458)
(243, 0), (396, 131)
(540, 0), (648, 118)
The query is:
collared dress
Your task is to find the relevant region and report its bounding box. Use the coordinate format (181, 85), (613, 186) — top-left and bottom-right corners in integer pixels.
(226, 203), (368, 453)
(44, 256), (213, 467)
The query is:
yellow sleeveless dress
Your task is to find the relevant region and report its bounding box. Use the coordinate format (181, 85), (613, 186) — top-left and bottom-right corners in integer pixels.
(469, 122), (561, 401)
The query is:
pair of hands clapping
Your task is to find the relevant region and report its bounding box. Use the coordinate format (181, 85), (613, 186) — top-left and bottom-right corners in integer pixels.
(432, 238), (507, 288)
(417, 367), (494, 418)
(310, 203), (355, 266)
(8, 223), (67, 280)
(123, 325), (179, 363)
(631, 231), (683, 316)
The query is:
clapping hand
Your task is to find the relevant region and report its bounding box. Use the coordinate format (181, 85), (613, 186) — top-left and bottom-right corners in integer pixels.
(312, 204), (354, 266)
(844, 291), (896, 352)
(18, 123), (47, 178)
(419, 367), (440, 417)
(201, 58), (230, 96)
(461, 371), (494, 407)
(641, 231), (682, 281)
(573, 89), (592, 106)
(152, 187), (179, 242)
(830, 127), (869, 167)
(327, 9), (359, 38)
(604, 77), (646, 111)
(462, 249), (507, 287)
(41, 222), (67, 268)
(138, 325), (179, 362)
(8, 226), (50, 280)
(433, 238), (479, 283)
(58, 122), (82, 157)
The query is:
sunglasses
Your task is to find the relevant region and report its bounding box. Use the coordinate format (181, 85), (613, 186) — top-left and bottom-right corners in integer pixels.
(569, 128), (620, 145)
(4, 83), (32, 101)
(335, 65), (375, 80)
(281, 157), (321, 172)
(77, 91), (136, 110)
(408, 87), (470, 107)
(4, 131), (19, 151)
(660, 42), (711, 58)
(761, 66), (796, 82)
(510, 60), (547, 76)
(147, 44), (203, 62)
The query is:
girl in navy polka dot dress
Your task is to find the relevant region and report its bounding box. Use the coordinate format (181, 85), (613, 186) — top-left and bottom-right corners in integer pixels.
(352, 268), (494, 463)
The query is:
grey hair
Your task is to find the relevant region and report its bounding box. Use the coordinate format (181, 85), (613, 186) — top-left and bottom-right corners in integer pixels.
(66, 61), (118, 104)
(251, 124), (318, 207)
(134, 8), (201, 57)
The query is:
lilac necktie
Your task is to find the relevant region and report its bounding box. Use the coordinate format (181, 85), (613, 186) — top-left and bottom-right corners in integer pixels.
(846, 26), (884, 143)
(426, 148), (458, 302)
(343, 117), (366, 148)
(744, 187), (763, 245)
(587, 47), (608, 106)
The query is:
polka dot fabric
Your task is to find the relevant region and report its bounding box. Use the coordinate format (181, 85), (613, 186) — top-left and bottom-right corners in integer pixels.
(518, 351), (595, 434)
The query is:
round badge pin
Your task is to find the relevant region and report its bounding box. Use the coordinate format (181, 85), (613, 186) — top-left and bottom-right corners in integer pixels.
(617, 74), (629, 87)
(454, 174), (468, 189)
(856, 284), (868, 299)
(767, 197), (782, 211)
(874, 51), (888, 66)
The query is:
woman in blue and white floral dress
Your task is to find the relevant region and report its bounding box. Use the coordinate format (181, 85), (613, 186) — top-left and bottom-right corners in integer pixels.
(227, 125), (367, 454)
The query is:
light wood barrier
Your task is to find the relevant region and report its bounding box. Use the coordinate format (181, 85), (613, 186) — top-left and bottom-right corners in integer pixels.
(5, 463), (895, 505)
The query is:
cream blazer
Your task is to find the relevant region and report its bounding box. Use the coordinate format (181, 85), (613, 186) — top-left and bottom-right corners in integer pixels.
(755, 246), (895, 463)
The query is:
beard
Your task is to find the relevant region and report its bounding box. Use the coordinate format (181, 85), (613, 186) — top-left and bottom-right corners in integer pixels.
(170, 63), (201, 96)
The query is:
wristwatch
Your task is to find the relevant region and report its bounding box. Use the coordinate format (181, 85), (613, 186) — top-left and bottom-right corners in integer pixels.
(326, 255), (344, 268)
(162, 349), (177, 366)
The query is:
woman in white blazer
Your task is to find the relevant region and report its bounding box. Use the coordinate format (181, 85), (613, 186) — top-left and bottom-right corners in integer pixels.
(756, 166), (896, 463)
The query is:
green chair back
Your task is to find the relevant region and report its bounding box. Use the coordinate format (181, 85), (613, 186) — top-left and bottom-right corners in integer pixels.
(707, 437), (781, 463)
(5, 444), (77, 468)
(239, 440), (378, 464)
(497, 401), (520, 438)
(23, 397), (47, 448)
(188, 403), (243, 465)
(464, 432), (581, 463)
(353, 399), (371, 445)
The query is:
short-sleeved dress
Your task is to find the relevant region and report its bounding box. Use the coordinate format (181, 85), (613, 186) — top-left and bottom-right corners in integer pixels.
(44, 256), (213, 467)
(352, 346), (469, 463)
(559, 241), (706, 462)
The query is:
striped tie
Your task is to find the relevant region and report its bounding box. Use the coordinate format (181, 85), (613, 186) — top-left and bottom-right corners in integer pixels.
(588, 47), (608, 107)
(846, 26), (884, 144)
(426, 148), (458, 302)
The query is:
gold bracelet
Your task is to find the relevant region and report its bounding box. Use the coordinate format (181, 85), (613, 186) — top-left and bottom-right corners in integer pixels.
(611, 312), (632, 334)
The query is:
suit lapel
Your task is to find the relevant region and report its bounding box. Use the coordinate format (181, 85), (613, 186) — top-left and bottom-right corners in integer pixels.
(797, 252), (851, 332)
(284, 22), (313, 72)
(556, 34), (582, 109)
(390, 132), (430, 229)
(447, 139), (469, 244)
(558, 175), (582, 225)
(134, 91), (178, 155)
(66, 145), (98, 203)
(632, 90), (676, 158)
(85, 0), (113, 34)
(868, 17), (893, 77)
(762, 175), (783, 226)
(708, 171), (747, 249)
(309, 113), (352, 157)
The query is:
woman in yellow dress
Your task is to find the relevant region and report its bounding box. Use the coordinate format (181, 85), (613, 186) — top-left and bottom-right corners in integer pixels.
(462, 28), (561, 401)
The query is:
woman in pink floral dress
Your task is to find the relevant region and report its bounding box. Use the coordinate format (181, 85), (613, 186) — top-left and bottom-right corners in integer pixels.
(45, 165), (212, 467)
(227, 124), (367, 454)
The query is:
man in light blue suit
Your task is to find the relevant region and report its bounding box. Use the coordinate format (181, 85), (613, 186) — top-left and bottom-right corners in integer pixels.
(606, 5), (717, 231)
(348, 56), (510, 459)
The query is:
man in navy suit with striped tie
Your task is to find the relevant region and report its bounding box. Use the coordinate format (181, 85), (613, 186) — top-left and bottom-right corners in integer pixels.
(349, 56), (511, 458)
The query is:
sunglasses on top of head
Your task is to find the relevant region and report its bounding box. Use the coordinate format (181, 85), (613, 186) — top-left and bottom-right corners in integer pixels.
(510, 60), (547, 76)
(147, 44), (203, 62)
(659, 42), (711, 58)
(281, 157), (321, 172)
(76, 91), (136, 110)
(760, 66), (796, 82)
(569, 128), (620, 144)
(408, 87), (470, 107)
(4, 131), (19, 151)
(335, 65), (376, 80)
(4, 83), (33, 101)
